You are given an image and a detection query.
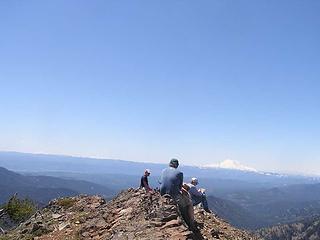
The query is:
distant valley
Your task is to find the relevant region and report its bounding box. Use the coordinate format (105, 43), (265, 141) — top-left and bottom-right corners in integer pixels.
(0, 166), (114, 205)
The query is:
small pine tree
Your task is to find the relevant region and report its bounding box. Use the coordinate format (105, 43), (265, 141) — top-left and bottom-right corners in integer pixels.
(4, 195), (36, 223)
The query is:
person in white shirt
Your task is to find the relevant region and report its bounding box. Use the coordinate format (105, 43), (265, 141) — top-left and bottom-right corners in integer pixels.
(187, 177), (210, 213)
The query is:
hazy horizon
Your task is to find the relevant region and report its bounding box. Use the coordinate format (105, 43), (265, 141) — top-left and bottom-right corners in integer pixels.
(1, 1), (320, 174)
(1, 150), (319, 176)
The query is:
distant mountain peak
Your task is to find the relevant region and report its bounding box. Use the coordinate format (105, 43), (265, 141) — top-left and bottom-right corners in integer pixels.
(203, 159), (257, 172)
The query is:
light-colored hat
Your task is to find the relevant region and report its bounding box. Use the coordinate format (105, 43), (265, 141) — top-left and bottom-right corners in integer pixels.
(191, 177), (198, 184)
(145, 169), (151, 174)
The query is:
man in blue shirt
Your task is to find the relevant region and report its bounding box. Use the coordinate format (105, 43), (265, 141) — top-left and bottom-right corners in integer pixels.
(160, 159), (195, 229)
(160, 158), (183, 198)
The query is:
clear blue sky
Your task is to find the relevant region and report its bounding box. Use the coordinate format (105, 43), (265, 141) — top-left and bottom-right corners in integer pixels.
(0, 0), (319, 173)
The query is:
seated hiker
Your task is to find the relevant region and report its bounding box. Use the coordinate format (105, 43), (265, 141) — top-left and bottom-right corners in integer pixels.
(160, 159), (195, 229)
(187, 177), (210, 213)
(140, 169), (152, 192)
(159, 159), (183, 198)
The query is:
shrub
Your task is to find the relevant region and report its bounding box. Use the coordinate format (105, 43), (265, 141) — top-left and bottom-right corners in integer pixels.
(4, 195), (36, 223)
(56, 198), (76, 209)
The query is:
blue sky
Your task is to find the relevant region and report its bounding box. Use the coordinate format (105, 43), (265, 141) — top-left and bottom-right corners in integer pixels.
(0, 0), (319, 173)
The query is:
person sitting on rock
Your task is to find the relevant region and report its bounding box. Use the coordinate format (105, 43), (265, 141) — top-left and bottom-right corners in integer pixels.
(140, 169), (152, 192)
(187, 177), (211, 213)
(159, 159), (183, 198)
(159, 159), (195, 229)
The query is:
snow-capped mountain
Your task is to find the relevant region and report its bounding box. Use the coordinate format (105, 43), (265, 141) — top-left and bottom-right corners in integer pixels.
(203, 159), (258, 172)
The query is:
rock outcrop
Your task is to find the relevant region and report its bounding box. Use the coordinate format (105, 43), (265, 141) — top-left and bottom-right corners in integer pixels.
(0, 208), (16, 232)
(1, 189), (258, 239)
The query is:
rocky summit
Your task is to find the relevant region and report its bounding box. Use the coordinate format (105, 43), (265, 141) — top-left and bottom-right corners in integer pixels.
(1, 189), (258, 240)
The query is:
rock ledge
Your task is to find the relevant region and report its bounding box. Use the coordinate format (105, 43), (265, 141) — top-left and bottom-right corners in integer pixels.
(1, 189), (258, 240)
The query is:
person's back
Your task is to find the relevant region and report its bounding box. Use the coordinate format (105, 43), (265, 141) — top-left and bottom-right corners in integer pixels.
(188, 183), (201, 200)
(160, 159), (195, 230)
(160, 166), (183, 198)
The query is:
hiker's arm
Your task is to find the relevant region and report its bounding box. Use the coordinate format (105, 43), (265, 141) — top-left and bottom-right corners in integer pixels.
(178, 172), (183, 190)
(189, 186), (202, 197)
(158, 171), (163, 185)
